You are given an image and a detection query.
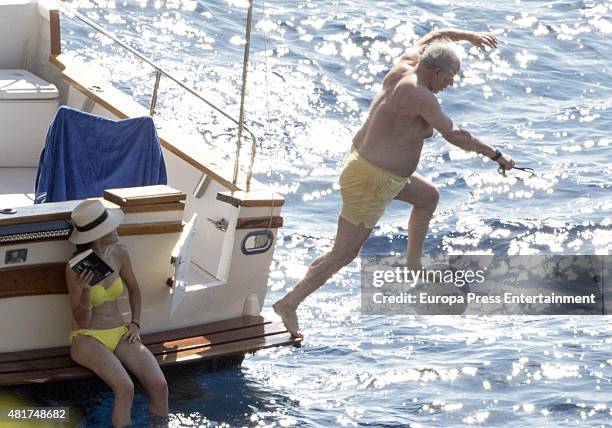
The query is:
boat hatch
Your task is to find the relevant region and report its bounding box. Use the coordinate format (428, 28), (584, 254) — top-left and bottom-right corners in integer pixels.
(0, 69), (59, 100)
(0, 69), (59, 168)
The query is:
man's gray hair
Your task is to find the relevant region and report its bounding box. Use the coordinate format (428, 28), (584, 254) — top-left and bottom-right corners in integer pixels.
(420, 43), (460, 72)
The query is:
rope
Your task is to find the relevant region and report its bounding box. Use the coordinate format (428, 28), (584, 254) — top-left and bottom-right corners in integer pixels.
(260, 0), (277, 232)
(289, 232), (334, 242)
(497, 165), (535, 181)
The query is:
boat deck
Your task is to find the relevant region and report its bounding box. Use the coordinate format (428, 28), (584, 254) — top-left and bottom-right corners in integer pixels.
(0, 167), (37, 207)
(0, 315), (300, 386)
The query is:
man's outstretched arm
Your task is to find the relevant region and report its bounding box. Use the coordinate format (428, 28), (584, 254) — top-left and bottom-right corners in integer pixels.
(442, 125), (513, 169)
(412, 87), (514, 169)
(415, 28), (498, 52)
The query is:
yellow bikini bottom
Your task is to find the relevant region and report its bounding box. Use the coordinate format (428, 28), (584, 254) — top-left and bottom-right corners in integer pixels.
(339, 148), (411, 228)
(69, 325), (129, 352)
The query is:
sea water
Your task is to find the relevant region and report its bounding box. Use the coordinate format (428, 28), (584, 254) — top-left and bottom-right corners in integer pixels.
(8, 0), (611, 426)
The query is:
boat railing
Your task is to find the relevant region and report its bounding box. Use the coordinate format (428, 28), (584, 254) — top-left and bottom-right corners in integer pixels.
(54, 1), (257, 188)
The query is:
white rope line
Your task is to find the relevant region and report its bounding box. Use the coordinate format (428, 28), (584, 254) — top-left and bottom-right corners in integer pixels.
(260, 0), (277, 231)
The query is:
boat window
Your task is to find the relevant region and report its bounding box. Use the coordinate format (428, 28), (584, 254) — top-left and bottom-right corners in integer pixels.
(241, 230), (274, 255)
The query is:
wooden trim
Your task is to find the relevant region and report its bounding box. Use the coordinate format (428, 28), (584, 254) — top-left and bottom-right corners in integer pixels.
(236, 216), (283, 229)
(49, 10), (61, 56)
(142, 315), (269, 345)
(0, 330), (299, 384)
(121, 201), (185, 214)
(157, 330), (299, 366)
(108, 194), (186, 207)
(0, 316), (302, 385)
(0, 199), (82, 227)
(104, 185), (186, 207)
(0, 199), (112, 227)
(0, 316), (269, 365)
(49, 55), (144, 119)
(117, 222), (183, 236)
(150, 322), (274, 355)
(217, 190), (285, 208)
(0, 198), (181, 227)
(0, 212), (69, 227)
(0, 263), (67, 298)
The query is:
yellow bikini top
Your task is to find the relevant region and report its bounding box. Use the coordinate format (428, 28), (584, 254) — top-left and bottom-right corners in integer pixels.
(90, 277), (124, 307)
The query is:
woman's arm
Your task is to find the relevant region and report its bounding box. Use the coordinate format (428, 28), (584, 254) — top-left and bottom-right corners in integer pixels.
(65, 265), (94, 328)
(118, 245), (142, 342)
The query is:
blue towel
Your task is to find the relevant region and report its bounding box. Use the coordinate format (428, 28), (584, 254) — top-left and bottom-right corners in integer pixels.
(35, 106), (167, 204)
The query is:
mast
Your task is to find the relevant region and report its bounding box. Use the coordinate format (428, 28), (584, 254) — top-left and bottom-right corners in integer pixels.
(232, 0), (255, 188)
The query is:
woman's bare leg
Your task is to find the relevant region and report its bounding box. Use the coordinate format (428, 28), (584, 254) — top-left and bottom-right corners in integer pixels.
(115, 339), (169, 419)
(70, 335), (134, 427)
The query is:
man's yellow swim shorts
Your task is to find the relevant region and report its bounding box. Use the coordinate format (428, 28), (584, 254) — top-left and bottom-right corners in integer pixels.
(339, 147), (410, 229)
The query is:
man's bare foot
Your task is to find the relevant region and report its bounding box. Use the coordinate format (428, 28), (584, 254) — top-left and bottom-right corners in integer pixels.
(273, 300), (303, 338)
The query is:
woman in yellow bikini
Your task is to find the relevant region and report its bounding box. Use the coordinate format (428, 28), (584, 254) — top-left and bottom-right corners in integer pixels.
(65, 199), (168, 427)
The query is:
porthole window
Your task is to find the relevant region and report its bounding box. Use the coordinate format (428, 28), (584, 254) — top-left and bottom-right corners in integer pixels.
(241, 230), (274, 255)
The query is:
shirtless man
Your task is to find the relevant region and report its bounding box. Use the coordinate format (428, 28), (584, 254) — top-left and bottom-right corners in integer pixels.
(274, 28), (515, 337)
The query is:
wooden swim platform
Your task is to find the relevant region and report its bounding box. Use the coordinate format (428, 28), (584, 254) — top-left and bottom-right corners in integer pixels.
(0, 316), (300, 386)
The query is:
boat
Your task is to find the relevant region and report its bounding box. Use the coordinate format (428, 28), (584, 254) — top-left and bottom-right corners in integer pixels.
(0, 0), (300, 386)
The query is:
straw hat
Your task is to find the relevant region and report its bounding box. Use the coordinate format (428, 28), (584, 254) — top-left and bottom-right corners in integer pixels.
(69, 199), (124, 244)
